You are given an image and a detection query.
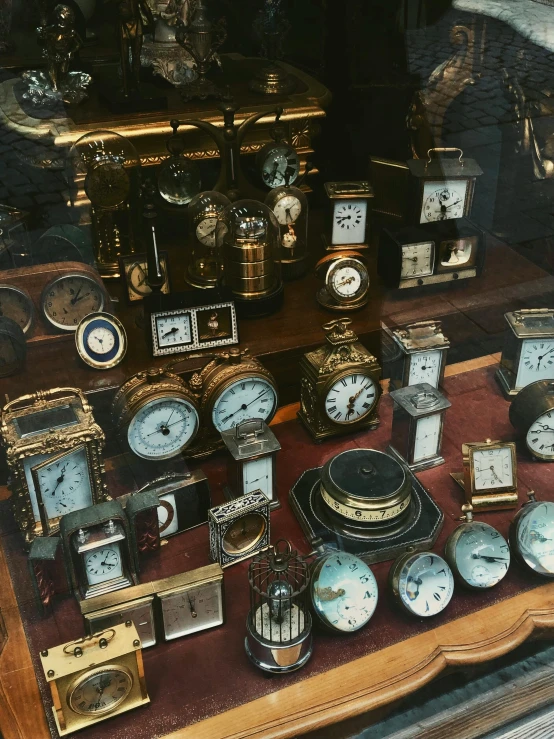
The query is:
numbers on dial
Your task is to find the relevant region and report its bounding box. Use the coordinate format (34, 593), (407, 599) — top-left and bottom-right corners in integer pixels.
(517, 501), (554, 575)
(401, 242), (434, 278)
(161, 581), (223, 639)
(86, 326), (115, 355)
(70, 667), (132, 716)
(453, 522), (510, 588)
(0, 285), (33, 333)
(326, 258), (369, 303)
(516, 340), (554, 388)
(261, 146), (300, 188)
(195, 216), (218, 247)
(324, 373), (377, 425)
(155, 313), (192, 348)
(420, 181), (468, 223)
(212, 377), (277, 432)
(36, 447), (93, 520)
(413, 413), (441, 462)
(331, 200), (367, 245)
(408, 350), (442, 386)
(472, 447), (514, 491)
(398, 553), (454, 617)
(42, 275), (104, 331)
(127, 397), (199, 460)
(527, 411), (554, 459)
(273, 195), (302, 225)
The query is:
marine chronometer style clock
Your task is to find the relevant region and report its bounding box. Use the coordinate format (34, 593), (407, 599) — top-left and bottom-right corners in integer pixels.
(75, 312), (127, 370)
(298, 318), (381, 441)
(496, 309), (554, 398)
(322, 182), (374, 252)
(314, 252), (370, 311)
(0, 284), (33, 334)
(41, 272), (108, 332)
(451, 439), (518, 511)
(510, 491), (554, 577)
(387, 321), (449, 391)
(510, 380), (554, 460)
(389, 550), (454, 617)
(0, 316), (26, 377)
(186, 191), (230, 288)
(265, 185), (309, 279)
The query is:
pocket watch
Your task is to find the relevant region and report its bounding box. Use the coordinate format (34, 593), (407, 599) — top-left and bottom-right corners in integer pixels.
(322, 182), (373, 251)
(496, 309), (554, 398)
(387, 321), (449, 391)
(314, 251), (370, 311)
(444, 504), (510, 590)
(509, 380), (554, 460)
(209, 490), (271, 568)
(310, 552), (378, 633)
(389, 550), (454, 617)
(41, 272), (108, 332)
(510, 491), (554, 576)
(75, 312), (127, 370)
(0, 283), (34, 334)
(119, 252), (171, 303)
(40, 622), (149, 736)
(451, 439), (518, 512)
(111, 368), (200, 460)
(264, 185), (309, 280)
(186, 190), (230, 288)
(298, 318), (381, 441)
(0, 316), (26, 377)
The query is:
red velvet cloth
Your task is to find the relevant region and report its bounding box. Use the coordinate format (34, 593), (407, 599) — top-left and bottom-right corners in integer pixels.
(2, 365), (550, 739)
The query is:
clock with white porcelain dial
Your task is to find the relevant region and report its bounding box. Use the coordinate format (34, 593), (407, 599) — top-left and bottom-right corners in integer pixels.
(154, 312), (193, 351)
(472, 446), (514, 492)
(515, 339), (554, 389)
(445, 520), (510, 589)
(32, 446), (94, 522)
(325, 256), (370, 305)
(324, 372), (378, 425)
(212, 377), (277, 433)
(331, 201), (368, 245)
(413, 413), (442, 463)
(526, 411), (554, 459)
(511, 496), (554, 576)
(242, 456), (273, 500)
(400, 242), (434, 279)
(408, 350), (442, 387)
(84, 544), (123, 586)
(420, 181), (469, 223)
(195, 216), (218, 247)
(76, 313), (127, 370)
(127, 397), (199, 460)
(390, 551), (454, 617)
(272, 194), (302, 226)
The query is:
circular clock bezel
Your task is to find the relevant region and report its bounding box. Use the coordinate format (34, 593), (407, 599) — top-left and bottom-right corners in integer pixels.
(84, 161), (130, 210)
(267, 189), (303, 226)
(0, 283), (34, 334)
(257, 143), (300, 189)
(321, 369), (379, 426)
(444, 520), (510, 590)
(126, 393), (200, 460)
(325, 256), (370, 305)
(204, 368), (279, 434)
(389, 550), (455, 617)
(509, 499), (554, 577)
(509, 380), (554, 461)
(75, 312), (128, 370)
(40, 273), (107, 332)
(67, 664), (133, 716)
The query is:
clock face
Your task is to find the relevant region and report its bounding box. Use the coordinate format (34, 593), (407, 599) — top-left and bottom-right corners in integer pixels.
(451, 522), (510, 588)
(85, 543), (123, 585)
(516, 339), (554, 389)
(42, 274), (104, 331)
(222, 513), (267, 556)
(86, 325), (115, 355)
(400, 242), (434, 278)
(413, 413), (441, 463)
(160, 580), (223, 640)
(242, 456), (273, 500)
(155, 312), (193, 350)
(126, 259), (169, 300)
(515, 501), (554, 575)
(0, 285), (33, 334)
(420, 180), (468, 223)
(196, 216), (218, 247)
(273, 195), (302, 225)
(324, 373), (377, 425)
(311, 553), (378, 632)
(261, 145), (300, 188)
(35, 446), (94, 521)
(211, 377), (277, 432)
(472, 446), (514, 491)
(526, 411), (554, 459)
(127, 396), (199, 460)
(69, 666), (133, 716)
(331, 200), (367, 245)
(397, 552), (454, 617)
(408, 350), (442, 387)
(326, 258), (369, 303)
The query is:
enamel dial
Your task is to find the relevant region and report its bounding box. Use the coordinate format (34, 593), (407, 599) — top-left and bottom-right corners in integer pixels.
(243, 456), (274, 500)
(408, 351), (442, 387)
(526, 411), (554, 459)
(196, 216), (218, 247)
(34, 447), (93, 520)
(261, 145), (300, 188)
(393, 552), (454, 617)
(311, 552), (378, 633)
(87, 326), (115, 354)
(84, 544), (123, 585)
(160, 580), (224, 639)
(76, 313), (127, 370)
(400, 243), (434, 278)
(447, 521), (510, 589)
(127, 397), (199, 460)
(155, 313), (192, 349)
(68, 666), (133, 716)
(516, 339), (554, 388)
(272, 194), (302, 225)
(413, 413), (441, 462)
(331, 201), (367, 245)
(41, 274), (105, 331)
(212, 377), (277, 433)
(326, 258), (369, 304)
(473, 447), (514, 491)
(0, 285), (33, 334)
(420, 181), (468, 223)
(512, 500), (554, 576)
(324, 372), (377, 425)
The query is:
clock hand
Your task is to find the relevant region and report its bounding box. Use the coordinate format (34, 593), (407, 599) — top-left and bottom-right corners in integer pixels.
(70, 286), (82, 305)
(51, 464), (68, 495)
(73, 292), (91, 304)
(285, 207), (293, 223)
(162, 327), (179, 339)
(188, 594), (197, 618)
(145, 418), (186, 436)
(336, 276), (355, 288)
(489, 465), (502, 483)
(220, 390), (270, 424)
(471, 554), (508, 563)
(443, 199), (462, 210)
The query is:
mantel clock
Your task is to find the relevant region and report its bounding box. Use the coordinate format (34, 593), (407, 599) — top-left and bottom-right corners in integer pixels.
(387, 320), (449, 391)
(1, 388), (108, 543)
(297, 318), (381, 441)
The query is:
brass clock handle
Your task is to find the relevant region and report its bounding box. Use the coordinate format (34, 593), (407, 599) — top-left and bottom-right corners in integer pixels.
(61, 628), (116, 657)
(425, 147), (464, 167)
(322, 318), (352, 332)
(2, 387), (90, 415)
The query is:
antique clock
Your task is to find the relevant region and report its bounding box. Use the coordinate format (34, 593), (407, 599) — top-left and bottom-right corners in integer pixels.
(298, 318), (381, 442)
(81, 583), (158, 648)
(314, 252), (370, 311)
(60, 499), (138, 601)
(208, 490), (271, 568)
(510, 491), (554, 577)
(119, 252), (171, 303)
(255, 112), (300, 189)
(386, 321), (449, 391)
(510, 380), (554, 460)
(0, 316), (26, 377)
(406, 147), (482, 225)
(40, 622), (149, 736)
(0, 283), (34, 334)
(451, 439), (518, 511)
(389, 550), (454, 617)
(322, 182), (373, 252)
(1, 388), (108, 543)
(388, 383), (451, 471)
(221, 418), (281, 509)
(265, 185), (309, 280)
(444, 504), (510, 590)
(111, 368), (200, 460)
(186, 190), (230, 288)
(496, 309), (554, 398)
(75, 312), (127, 370)
(40, 271), (108, 332)
(186, 347), (278, 458)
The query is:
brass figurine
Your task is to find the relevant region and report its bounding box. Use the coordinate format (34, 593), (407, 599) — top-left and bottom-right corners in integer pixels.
(113, 0), (155, 96)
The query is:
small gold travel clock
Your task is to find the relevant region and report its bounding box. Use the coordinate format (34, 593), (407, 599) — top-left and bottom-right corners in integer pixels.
(451, 439), (518, 511)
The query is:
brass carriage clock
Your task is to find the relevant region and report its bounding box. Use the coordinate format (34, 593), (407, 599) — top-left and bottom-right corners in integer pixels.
(322, 182), (373, 252)
(1, 388), (108, 543)
(451, 439), (518, 511)
(387, 320), (449, 391)
(298, 319), (381, 441)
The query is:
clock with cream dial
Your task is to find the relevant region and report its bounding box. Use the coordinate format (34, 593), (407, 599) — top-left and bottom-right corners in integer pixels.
(408, 350), (442, 387)
(196, 216), (218, 247)
(400, 242), (434, 278)
(420, 181), (469, 223)
(324, 372), (377, 425)
(272, 194), (302, 225)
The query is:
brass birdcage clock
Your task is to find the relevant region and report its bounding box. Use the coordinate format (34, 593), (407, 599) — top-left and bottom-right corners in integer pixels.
(298, 319), (381, 441)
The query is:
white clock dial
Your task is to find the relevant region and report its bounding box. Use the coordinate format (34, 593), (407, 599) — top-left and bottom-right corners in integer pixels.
(398, 552), (454, 617)
(420, 180), (468, 223)
(243, 456), (273, 501)
(127, 397), (199, 460)
(86, 326), (115, 355)
(516, 339), (554, 389)
(273, 195), (302, 225)
(157, 492), (179, 537)
(517, 501), (554, 575)
(212, 377), (277, 432)
(36, 447), (94, 520)
(413, 413), (441, 463)
(329, 265), (361, 298)
(324, 373), (377, 425)
(84, 543), (123, 585)
(23, 453), (59, 522)
(155, 313), (192, 348)
(453, 522), (510, 588)
(473, 447), (514, 491)
(408, 350), (442, 387)
(160, 580), (223, 639)
(527, 411), (554, 459)
(195, 216), (218, 247)
(331, 200), (367, 245)
(400, 242), (434, 278)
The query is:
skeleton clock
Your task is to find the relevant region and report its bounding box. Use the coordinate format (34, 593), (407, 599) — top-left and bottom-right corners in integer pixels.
(298, 319), (381, 441)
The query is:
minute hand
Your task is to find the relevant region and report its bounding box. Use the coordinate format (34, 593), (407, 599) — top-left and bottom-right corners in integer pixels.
(444, 200), (462, 210)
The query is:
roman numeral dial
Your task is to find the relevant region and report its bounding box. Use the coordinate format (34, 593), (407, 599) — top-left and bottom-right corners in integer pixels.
(324, 373), (377, 425)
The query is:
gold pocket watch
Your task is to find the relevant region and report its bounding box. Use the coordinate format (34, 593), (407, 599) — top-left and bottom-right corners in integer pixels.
(314, 251), (370, 311)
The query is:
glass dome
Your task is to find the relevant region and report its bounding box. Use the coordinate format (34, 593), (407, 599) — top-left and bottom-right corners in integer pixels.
(186, 191), (230, 288)
(157, 156), (201, 206)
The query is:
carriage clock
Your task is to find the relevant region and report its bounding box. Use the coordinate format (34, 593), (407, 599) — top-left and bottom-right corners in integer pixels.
(40, 622), (149, 736)
(322, 182), (374, 252)
(1, 388), (108, 544)
(510, 380), (554, 460)
(388, 383), (451, 471)
(406, 147), (482, 225)
(451, 439), (518, 511)
(298, 318), (381, 441)
(496, 309), (554, 398)
(221, 418), (281, 509)
(386, 320), (449, 391)
(208, 490), (271, 568)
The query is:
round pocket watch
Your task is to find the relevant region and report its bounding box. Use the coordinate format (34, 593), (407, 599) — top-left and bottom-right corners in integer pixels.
(41, 272), (108, 332)
(75, 312), (127, 370)
(444, 504), (510, 589)
(0, 316), (26, 377)
(389, 550), (454, 617)
(264, 185), (309, 280)
(314, 251), (370, 311)
(111, 368), (200, 460)
(311, 552), (378, 633)
(509, 380), (554, 461)
(256, 109), (300, 190)
(510, 490), (554, 577)
(0, 284), (33, 334)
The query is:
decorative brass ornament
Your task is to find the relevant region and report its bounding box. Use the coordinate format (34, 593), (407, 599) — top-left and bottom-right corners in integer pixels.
(209, 489), (270, 568)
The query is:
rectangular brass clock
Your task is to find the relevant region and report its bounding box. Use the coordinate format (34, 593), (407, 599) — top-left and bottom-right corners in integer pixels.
(451, 439), (518, 511)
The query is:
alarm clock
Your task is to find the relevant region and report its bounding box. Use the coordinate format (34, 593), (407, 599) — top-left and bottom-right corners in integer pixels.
(322, 182), (374, 252)
(208, 490), (271, 568)
(314, 252), (370, 311)
(451, 439), (518, 511)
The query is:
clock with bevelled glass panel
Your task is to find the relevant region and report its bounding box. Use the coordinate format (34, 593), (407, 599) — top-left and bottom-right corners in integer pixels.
(386, 321), (449, 392)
